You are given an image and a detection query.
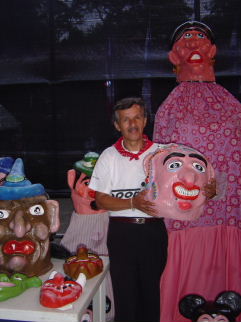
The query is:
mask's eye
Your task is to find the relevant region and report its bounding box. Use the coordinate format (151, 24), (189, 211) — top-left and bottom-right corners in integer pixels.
(197, 32), (205, 39)
(184, 32), (192, 39)
(167, 161), (183, 172)
(0, 210), (10, 219)
(84, 181), (89, 186)
(29, 204), (44, 216)
(13, 275), (23, 281)
(193, 162), (206, 173)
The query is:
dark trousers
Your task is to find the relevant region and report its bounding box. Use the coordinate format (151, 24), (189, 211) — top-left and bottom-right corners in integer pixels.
(107, 219), (168, 322)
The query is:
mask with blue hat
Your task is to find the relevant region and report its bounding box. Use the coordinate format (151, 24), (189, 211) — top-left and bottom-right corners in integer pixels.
(0, 158), (60, 277)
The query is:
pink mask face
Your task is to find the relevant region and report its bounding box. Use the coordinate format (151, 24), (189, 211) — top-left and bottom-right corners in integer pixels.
(67, 170), (105, 215)
(74, 172), (95, 200)
(144, 144), (215, 221)
(197, 314), (229, 322)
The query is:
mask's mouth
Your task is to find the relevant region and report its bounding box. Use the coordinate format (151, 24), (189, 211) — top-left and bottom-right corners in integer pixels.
(187, 51), (203, 63)
(173, 182), (200, 200)
(3, 240), (35, 255)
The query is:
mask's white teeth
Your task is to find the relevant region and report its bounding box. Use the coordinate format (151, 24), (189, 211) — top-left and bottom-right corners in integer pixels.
(175, 186), (199, 197)
(191, 54), (201, 60)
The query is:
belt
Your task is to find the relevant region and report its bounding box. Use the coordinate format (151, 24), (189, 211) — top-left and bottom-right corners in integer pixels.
(110, 216), (162, 224)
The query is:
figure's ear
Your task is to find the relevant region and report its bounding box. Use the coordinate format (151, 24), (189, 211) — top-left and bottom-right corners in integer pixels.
(216, 291), (241, 317)
(179, 294), (206, 319)
(168, 50), (181, 66)
(67, 169), (76, 189)
(208, 44), (217, 59)
(46, 200), (60, 233)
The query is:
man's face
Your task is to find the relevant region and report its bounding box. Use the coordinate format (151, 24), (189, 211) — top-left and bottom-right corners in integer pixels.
(0, 195), (59, 276)
(145, 147), (213, 221)
(114, 104), (147, 144)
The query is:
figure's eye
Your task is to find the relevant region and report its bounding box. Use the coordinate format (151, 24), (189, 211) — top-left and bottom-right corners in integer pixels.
(197, 32), (205, 39)
(13, 275), (23, 281)
(193, 162), (206, 173)
(29, 204), (44, 216)
(168, 161), (182, 171)
(84, 181), (89, 186)
(0, 210), (10, 219)
(184, 32), (192, 39)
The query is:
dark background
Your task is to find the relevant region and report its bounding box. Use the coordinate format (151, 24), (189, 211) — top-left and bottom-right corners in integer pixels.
(0, 0), (240, 196)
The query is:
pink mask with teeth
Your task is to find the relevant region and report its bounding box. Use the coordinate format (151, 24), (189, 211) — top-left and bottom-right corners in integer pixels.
(144, 144), (215, 221)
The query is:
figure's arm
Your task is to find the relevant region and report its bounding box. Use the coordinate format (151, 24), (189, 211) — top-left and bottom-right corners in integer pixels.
(95, 190), (158, 217)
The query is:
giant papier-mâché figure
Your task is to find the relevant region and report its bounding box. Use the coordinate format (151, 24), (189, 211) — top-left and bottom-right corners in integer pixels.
(153, 21), (241, 322)
(60, 152), (114, 321)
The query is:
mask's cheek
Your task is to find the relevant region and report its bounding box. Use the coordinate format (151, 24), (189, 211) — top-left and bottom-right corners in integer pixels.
(34, 222), (49, 241)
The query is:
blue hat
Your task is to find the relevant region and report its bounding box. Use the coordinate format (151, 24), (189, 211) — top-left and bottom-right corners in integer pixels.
(0, 157), (14, 174)
(0, 158), (45, 201)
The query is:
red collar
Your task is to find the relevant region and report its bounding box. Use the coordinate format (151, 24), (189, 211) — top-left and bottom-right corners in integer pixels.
(113, 135), (153, 160)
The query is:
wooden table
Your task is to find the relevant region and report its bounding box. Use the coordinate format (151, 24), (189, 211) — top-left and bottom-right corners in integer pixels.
(0, 256), (109, 322)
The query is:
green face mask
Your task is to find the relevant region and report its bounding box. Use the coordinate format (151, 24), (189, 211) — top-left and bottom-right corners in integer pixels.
(0, 272), (42, 301)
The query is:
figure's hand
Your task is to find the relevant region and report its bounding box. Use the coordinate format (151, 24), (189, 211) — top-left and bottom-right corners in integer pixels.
(132, 190), (158, 217)
(202, 178), (216, 200)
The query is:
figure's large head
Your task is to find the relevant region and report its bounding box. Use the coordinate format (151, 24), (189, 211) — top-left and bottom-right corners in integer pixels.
(0, 158), (60, 276)
(169, 21), (217, 82)
(144, 144), (215, 221)
(68, 152), (105, 214)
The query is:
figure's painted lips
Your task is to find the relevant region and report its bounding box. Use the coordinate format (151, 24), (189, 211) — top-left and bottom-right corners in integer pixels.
(3, 240), (35, 255)
(188, 51), (202, 63)
(173, 182), (200, 200)
(88, 190), (96, 199)
(0, 282), (15, 287)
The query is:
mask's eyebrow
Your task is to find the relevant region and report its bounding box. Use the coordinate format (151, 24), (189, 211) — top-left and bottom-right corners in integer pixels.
(163, 152), (185, 165)
(189, 153), (207, 167)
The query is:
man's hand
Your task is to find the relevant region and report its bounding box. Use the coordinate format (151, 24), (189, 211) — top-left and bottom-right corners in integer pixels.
(202, 178), (216, 200)
(132, 190), (158, 217)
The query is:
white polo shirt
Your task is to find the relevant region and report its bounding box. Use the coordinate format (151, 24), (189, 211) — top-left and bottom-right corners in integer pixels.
(89, 143), (160, 218)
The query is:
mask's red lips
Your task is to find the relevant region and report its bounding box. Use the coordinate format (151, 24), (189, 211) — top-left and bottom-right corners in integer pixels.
(173, 182), (200, 200)
(187, 51), (203, 63)
(3, 240), (35, 255)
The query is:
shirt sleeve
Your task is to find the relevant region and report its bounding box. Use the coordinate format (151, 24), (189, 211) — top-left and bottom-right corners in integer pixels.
(89, 149), (113, 195)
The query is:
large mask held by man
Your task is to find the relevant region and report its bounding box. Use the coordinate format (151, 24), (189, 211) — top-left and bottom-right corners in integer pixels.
(144, 144), (215, 221)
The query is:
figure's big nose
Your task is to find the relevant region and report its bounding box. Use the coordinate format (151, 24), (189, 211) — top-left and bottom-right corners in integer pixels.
(178, 169), (197, 187)
(9, 210), (31, 238)
(186, 39), (199, 49)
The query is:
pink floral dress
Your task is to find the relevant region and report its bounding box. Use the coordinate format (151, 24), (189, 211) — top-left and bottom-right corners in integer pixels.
(153, 81), (241, 322)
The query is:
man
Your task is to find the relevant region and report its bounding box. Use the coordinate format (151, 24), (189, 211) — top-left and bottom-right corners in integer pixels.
(89, 97), (168, 322)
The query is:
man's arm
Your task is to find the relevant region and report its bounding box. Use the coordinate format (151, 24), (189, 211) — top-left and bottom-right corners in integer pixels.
(95, 190), (158, 217)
